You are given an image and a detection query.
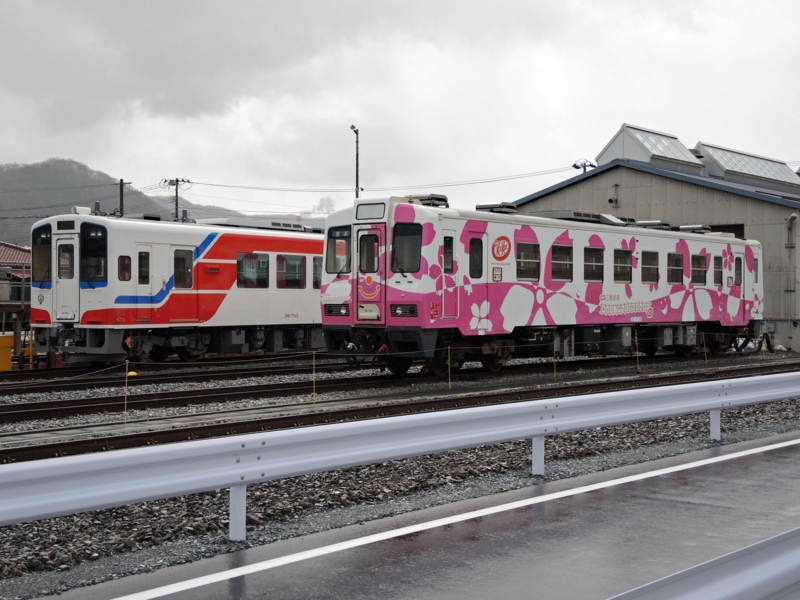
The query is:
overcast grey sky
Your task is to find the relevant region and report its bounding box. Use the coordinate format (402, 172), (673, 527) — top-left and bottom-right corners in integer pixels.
(1, 0), (798, 215)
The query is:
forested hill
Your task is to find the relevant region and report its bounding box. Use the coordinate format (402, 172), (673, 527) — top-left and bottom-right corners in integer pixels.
(0, 159), (247, 247)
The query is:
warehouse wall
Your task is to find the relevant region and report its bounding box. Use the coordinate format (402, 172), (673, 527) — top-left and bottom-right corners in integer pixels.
(517, 166), (798, 349)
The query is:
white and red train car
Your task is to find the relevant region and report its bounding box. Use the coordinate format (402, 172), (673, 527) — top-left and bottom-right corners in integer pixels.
(30, 210), (324, 362)
(321, 195), (764, 375)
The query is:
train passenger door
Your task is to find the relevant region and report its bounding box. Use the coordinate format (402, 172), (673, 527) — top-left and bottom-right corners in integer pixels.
(354, 225), (386, 325)
(55, 237), (79, 321)
(734, 252), (745, 323)
(442, 230), (458, 318)
(171, 246), (198, 322)
(467, 234), (489, 331)
(136, 245), (152, 322)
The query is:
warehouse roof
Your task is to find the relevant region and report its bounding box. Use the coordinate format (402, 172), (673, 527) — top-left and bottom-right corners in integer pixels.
(514, 158), (800, 211)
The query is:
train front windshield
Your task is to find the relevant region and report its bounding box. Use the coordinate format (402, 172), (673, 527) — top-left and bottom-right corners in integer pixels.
(32, 224), (52, 285)
(326, 226), (352, 275)
(80, 223), (107, 286)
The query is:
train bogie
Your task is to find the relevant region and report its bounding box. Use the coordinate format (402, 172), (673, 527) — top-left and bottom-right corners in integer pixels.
(321, 196), (764, 373)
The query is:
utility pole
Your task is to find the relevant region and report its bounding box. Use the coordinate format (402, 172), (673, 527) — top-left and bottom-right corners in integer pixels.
(350, 125), (359, 198)
(119, 179), (131, 216)
(161, 178), (191, 220)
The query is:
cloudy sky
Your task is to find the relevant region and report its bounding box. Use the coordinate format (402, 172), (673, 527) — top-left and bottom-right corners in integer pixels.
(1, 0), (798, 216)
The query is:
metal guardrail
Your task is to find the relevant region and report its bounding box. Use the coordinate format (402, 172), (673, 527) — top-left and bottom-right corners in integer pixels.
(1, 371), (800, 540)
(611, 526), (800, 599)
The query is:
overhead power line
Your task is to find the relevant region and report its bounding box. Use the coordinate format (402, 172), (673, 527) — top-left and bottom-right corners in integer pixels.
(0, 182), (118, 194)
(190, 164), (574, 194)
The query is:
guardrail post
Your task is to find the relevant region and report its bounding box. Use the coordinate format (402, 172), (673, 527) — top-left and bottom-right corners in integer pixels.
(710, 409), (721, 441)
(532, 436), (545, 475)
(229, 484), (247, 541)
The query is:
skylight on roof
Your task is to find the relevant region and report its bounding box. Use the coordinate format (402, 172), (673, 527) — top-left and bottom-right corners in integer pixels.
(629, 128), (700, 164)
(702, 145), (800, 185)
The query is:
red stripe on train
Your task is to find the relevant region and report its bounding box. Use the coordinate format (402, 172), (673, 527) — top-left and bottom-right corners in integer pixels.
(203, 233), (323, 260)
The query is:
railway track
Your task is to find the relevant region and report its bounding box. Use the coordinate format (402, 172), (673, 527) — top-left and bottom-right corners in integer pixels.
(3, 356), (798, 464)
(0, 352), (755, 420)
(0, 350), (332, 385)
(0, 350), (757, 398)
(0, 359), (349, 396)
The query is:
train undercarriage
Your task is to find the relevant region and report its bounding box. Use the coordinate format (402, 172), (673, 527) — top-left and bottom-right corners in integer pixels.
(323, 321), (766, 377)
(34, 324), (325, 363)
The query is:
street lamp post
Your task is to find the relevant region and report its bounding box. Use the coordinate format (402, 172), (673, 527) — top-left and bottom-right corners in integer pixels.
(350, 125), (359, 198)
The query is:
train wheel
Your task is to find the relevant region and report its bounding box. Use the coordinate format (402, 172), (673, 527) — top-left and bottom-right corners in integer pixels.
(480, 355), (504, 372)
(387, 357), (412, 377)
(177, 349), (201, 362)
(426, 352), (449, 377)
(148, 346), (170, 362)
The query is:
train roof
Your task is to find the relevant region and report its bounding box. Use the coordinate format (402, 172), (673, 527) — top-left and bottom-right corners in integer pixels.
(329, 196), (761, 247)
(31, 211), (323, 237)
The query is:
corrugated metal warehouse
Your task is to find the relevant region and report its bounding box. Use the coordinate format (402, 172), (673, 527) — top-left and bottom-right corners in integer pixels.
(514, 124), (800, 349)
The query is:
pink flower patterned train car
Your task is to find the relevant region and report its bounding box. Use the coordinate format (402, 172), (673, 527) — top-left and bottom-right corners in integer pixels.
(321, 195), (764, 375)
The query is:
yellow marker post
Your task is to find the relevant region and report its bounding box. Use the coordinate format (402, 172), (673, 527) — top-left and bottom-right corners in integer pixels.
(124, 360), (137, 426)
(703, 333), (708, 368)
(448, 346), (451, 391)
(553, 340), (557, 382)
(312, 351), (316, 405)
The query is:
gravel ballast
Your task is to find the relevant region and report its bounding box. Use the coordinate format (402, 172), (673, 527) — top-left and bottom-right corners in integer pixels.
(2, 393), (800, 600)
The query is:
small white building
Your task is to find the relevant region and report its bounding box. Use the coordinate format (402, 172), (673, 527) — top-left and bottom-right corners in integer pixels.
(514, 124), (800, 348)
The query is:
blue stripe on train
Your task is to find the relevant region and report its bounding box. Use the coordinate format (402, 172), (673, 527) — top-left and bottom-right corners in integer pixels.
(114, 232), (218, 305)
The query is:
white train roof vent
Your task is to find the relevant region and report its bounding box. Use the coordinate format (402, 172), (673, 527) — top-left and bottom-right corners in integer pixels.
(476, 202), (517, 214)
(599, 214), (630, 226)
(123, 213), (162, 221)
(196, 218), (314, 233)
(679, 224), (711, 234)
(636, 220), (672, 230)
(406, 194), (449, 208)
(528, 210), (633, 226)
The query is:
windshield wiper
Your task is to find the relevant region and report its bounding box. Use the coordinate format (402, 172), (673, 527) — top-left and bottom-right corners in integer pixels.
(336, 263), (350, 278)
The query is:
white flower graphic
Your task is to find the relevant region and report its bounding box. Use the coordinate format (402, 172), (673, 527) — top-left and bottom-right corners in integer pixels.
(470, 300), (491, 332)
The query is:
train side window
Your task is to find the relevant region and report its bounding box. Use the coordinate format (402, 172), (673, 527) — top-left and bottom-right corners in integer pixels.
(691, 255), (706, 286)
(237, 252), (269, 288)
(754, 258), (759, 283)
(642, 251), (658, 284)
(734, 257), (742, 286)
(667, 253), (683, 284)
(516, 243), (539, 280)
(138, 252), (150, 285)
(313, 256), (322, 289)
(613, 249), (631, 283)
(584, 248), (603, 282)
(551, 245), (573, 281)
(277, 254), (306, 289)
(58, 244), (74, 279)
(118, 256), (131, 281)
(359, 234), (379, 273)
(174, 249), (193, 289)
(443, 236), (454, 274)
(713, 256), (723, 286)
(469, 238), (483, 279)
